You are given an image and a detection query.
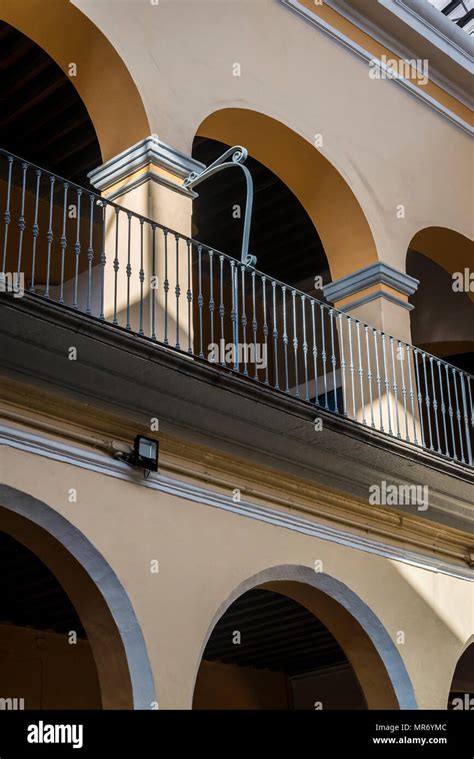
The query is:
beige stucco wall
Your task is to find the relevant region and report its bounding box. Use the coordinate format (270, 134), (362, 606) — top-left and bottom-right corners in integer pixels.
(73, 0), (472, 273)
(1, 443), (471, 710)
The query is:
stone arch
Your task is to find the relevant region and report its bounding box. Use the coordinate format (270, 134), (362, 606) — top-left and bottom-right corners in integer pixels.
(0, 484), (155, 710)
(196, 108), (379, 282)
(192, 565), (417, 710)
(0, 0), (150, 162)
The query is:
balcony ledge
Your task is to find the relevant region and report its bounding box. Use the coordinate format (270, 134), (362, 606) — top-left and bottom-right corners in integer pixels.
(0, 293), (472, 537)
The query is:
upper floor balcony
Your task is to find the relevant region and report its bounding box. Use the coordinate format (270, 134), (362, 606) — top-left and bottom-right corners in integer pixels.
(1, 147), (472, 473)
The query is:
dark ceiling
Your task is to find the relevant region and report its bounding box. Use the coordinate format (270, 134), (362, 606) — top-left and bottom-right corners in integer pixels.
(203, 588), (349, 676)
(0, 21), (102, 188)
(0, 532), (86, 638)
(192, 137), (330, 289)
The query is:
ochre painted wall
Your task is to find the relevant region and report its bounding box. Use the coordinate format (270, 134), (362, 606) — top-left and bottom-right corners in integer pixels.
(193, 660), (289, 710)
(0, 624), (102, 709)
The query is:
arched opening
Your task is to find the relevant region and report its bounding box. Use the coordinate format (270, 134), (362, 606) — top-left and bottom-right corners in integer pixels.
(407, 227), (474, 372)
(448, 643), (474, 710)
(0, 485), (155, 710)
(193, 588), (366, 710)
(405, 228), (473, 462)
(192, 567), (416, 710)
(195, 108), (378, 282)
(0, 18), (110, 307)
(0, 531), (101, 709)
(0, 0), (149, 162)
(0, 20), (101, 188)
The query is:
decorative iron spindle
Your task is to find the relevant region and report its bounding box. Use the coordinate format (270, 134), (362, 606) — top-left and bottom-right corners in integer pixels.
(430, 356), (441, 454)
(453, 368), (465, 463)
(406, 345), (417, 445)
(241, 265), (248, 376)
(219, 255), (225, 366)
(373, 330), (383, 432)
(163, 229), (169, 345)
(356, 321), (366, 425)
(125, 213), (132, 331)
(175, 234), (180, 349)
(186, 238), (192, 351)
(198, 245), (204, 358)
(29, 170), (41, 294)
(390, 337), (400, 438)
(339, 313), (347, 417)
(99, 201), (106, 321)
(366, 326), (375, 429)
(292, 290), (299, 398)
(150, 225), (157, 340)
(59, 183), (69, 305)
(16, 162), (27, 288)
(302, 296), (309, 402)
(139, 219), (145, 336)
(398, 341), (409, 442)
(272, 281), (279, 390)
(282, 286), (289, 393)
(2, 155), (13, 274)
(252, 270), (258, 381)
(262, 276), (269, 386)
(209, 250), (215, 349)
(86, 193), (94, 315)
(44, 175), (56, 299)
(321, 305), (328, 410)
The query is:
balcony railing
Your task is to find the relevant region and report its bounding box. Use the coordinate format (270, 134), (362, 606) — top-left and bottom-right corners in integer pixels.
(1, 149), (473, 468)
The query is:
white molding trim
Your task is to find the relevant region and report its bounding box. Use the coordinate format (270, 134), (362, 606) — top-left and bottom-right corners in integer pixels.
(384, 0), (473, 68)
(326, 0), (473, 108)
(1, 423), (472, 581)
(280, 0), (473, 136)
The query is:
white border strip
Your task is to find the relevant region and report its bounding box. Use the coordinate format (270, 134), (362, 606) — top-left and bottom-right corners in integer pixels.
(326, 0), (473, 107)
(1, 423), (472, 581)
(280, 0), (473, 136)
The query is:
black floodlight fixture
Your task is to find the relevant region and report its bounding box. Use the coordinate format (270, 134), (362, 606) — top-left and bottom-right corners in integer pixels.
(120, 435), (159, 474)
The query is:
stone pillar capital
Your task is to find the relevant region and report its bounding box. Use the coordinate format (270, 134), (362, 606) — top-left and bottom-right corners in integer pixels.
(322, 262), (419, 313)
(88, 134), (205, 201)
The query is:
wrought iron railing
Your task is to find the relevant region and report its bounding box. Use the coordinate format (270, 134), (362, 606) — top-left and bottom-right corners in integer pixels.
(1, 149), (472, 467)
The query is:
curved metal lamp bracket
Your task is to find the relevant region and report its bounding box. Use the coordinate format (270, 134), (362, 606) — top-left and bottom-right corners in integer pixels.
(183, 146), (256, 267)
